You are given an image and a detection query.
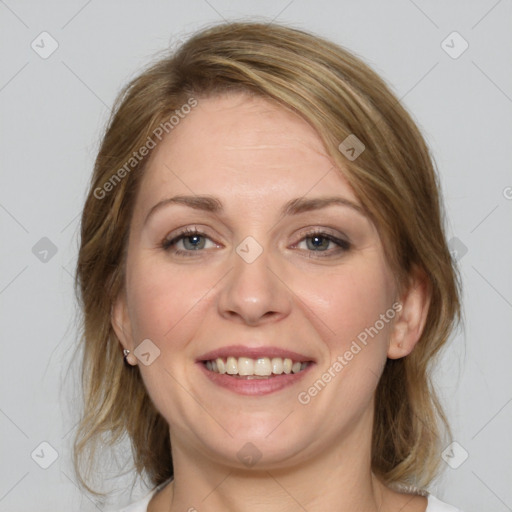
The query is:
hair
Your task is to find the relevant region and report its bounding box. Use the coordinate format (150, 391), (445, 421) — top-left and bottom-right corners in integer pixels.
(73, 20), (461, 496)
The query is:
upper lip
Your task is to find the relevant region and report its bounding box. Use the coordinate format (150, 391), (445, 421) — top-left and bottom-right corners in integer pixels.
(197, 345), (315, 363)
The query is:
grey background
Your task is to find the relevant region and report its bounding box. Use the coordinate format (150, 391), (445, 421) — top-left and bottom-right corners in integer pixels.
(1, 1), (511, 511)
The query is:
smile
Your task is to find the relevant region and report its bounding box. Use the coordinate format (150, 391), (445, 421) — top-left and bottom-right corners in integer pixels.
(203, 356), (311, 377)
(197, 345), (315, 395)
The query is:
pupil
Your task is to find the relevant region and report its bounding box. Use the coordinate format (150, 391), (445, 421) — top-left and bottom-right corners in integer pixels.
(184, 235), (204, 250)
(308, 236), (329, 251)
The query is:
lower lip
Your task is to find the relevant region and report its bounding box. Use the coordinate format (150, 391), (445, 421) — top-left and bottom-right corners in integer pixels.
(197, 362), (315, 396)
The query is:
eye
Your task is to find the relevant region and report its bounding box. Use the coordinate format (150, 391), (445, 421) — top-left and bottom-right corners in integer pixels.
(161, 227), (350, 258)
(294, 230), (350, 256)
(162, 227), (218, 255)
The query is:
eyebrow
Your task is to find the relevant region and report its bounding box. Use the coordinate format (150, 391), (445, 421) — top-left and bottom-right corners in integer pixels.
(144, 194), (367, 225)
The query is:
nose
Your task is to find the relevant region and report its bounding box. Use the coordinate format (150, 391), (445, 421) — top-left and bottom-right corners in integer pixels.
(216, 244), (292, 326)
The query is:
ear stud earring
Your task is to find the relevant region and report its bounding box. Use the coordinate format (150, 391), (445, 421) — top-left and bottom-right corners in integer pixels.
(123, 348), (135, 366)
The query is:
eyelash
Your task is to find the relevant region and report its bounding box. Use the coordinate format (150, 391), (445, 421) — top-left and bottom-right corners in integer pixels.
(162, 227), (351, 258)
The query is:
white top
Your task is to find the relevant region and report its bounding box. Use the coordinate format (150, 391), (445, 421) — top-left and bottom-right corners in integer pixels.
(116, 480), (464, 512)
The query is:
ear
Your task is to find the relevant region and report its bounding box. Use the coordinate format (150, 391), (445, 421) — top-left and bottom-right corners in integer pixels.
(111, 291), (137, 366)
(387, 267), (431, 359)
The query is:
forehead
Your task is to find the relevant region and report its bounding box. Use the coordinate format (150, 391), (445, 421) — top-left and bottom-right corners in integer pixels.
(136, 93), (359, 213)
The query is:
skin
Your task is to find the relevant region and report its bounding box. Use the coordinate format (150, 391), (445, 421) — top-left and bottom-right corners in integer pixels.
(113, 93), (431, 512)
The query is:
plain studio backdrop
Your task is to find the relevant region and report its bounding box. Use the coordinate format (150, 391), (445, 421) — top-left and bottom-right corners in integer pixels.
(0, 1), (511, 511)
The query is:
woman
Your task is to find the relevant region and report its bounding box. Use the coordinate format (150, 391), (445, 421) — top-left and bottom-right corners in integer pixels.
(73, 21), (463, 512)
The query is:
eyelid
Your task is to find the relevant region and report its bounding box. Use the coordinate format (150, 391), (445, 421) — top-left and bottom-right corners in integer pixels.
(291, 226), (350, 244)
(162, 226), (220, 250)
(291, 229), (350, 254)
(161, 225), (351, 256)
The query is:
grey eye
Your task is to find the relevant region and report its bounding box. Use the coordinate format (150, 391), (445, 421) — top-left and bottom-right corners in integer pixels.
(181, 234), (206, 250)
(305, 235), (331, 251)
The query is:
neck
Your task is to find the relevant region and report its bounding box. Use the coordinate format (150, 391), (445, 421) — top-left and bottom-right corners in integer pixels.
(166, 411), (387, 512)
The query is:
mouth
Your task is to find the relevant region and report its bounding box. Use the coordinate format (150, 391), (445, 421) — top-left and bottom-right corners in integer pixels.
(203, 356), (312, 378)
(197, 346), (315, 395)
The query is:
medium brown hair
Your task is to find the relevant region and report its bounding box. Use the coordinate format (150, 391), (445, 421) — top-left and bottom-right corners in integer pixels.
(73, 21), (461, 495)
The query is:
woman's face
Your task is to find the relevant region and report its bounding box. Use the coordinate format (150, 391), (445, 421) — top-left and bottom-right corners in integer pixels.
(114, 93), (405, 469)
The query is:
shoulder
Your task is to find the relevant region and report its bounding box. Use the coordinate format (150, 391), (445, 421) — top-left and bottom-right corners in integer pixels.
(427, 494), (465, 512)
(113, 478), (173, 512)
(113, 484), (463, 512)
(114, 494), (152, 512)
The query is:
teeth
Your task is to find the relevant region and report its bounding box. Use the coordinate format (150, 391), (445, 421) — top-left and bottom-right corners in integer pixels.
(204, 356), (310, 376)
(254, 357), (271, 376)
(271, 357), (283, 374)
(238, 357), (254, 376)
(226, 356), (237, 375)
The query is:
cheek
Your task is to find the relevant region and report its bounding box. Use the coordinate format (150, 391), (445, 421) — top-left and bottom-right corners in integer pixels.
(125, 255), (214, 344)
(291, 260), (396, 418)
(291, 256), (395, 355)
(124, 257), (216, 422)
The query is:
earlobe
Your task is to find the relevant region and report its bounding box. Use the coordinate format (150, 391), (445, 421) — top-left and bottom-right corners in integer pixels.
(387, 268), (431, 360)
(111, 292), (137, 365)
